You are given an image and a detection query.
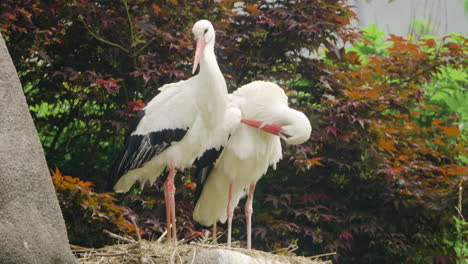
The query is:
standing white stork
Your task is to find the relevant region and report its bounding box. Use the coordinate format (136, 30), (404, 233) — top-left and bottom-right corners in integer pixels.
(193, 81), (312, 249)
(110, 20), (227, 244)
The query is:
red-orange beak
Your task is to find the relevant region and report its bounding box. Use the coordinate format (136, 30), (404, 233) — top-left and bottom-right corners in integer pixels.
(241, 119), (283, 136)
(192, 38), (206, 74)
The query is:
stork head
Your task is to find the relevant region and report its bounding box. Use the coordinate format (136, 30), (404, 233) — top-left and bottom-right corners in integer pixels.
(192, 20), (215, 74)
(241, 108), (311, 145)
(276, 109), (311, 145)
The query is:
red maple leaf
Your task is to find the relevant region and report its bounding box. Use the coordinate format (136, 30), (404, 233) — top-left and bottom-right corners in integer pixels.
(325, 126), (339, 137)
(97, 79), (121, 93)
(127, 99), (145, 112)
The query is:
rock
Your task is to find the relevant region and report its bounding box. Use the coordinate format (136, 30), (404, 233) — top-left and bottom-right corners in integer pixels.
(194, 249), (254, 264)
(0, 33), (77, 263)
(193, 248), (303, 264)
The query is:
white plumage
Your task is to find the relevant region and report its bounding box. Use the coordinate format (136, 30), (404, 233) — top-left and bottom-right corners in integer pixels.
(193, 81), (312, 248)
(110, 20), (227, 244)
(112, 78), (226, 191)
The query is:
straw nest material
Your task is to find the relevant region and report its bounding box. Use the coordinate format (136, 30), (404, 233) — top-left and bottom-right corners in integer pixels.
(73, 229), (334, 264)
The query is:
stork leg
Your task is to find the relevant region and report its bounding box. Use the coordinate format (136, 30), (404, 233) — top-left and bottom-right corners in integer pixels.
(169, 162), (177, 245)
(227, 183), (233, 247)
(212, 222), (217, 245)
(245, 183), (256, 250)
(164, 162), (177, 245)
(163, 181), (172, 244)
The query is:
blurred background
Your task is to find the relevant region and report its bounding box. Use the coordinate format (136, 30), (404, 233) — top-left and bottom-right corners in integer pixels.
(352, 0), (468, 37)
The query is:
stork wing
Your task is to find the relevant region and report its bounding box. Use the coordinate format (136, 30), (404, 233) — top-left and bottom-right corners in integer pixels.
(108, 80), (196, 189)
(193, 146), (224, 203)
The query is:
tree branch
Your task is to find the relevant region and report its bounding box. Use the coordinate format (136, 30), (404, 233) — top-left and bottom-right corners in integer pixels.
(122, 0), (135, 44)
(134, 37), (156, 56)
(80, 19), (129, 53)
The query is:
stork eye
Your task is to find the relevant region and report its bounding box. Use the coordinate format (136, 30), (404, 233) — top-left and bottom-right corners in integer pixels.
(204, 28), (208, 35)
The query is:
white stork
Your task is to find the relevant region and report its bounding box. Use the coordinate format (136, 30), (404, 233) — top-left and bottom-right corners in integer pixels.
(193, 81), (312, 249)
(110, 20), (227, 244)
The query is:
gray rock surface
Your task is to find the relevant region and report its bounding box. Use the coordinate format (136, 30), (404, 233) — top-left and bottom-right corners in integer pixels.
(0, 33), (77, 263)
(193, 249), (296, 264)
(194, 249), (254, 264)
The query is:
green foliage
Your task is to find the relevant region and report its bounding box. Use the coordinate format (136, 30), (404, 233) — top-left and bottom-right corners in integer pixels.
(444, 216), (468, 262)
(252, 25), (467, 263)
(410, 19), (439, 39)
(347, 24), (390, 58)
(443, 183), (468, 263)
(424, 66), (468, 132)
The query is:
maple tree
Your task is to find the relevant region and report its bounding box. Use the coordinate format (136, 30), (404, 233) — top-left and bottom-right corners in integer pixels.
(51, 167), (136, 246)
(1, 1), (466, 262)
(250, 27), (467, 262)
(0, 0), (355, 187)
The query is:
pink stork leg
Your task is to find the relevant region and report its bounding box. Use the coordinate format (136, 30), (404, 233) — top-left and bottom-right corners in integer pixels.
(164, 162), (177, 245)
(164, 181), (172, 244)
(227, 183), (234, 247)
(245, 183), (256, 249)
(212, 222), (217, 244)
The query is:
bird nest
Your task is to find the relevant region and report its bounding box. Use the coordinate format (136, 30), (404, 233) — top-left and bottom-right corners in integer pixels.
(73, 229), (334, 264)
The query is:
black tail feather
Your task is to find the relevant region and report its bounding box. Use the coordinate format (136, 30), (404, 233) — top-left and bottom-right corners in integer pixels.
(193, 147), (224, 204)
(106, 110), (146, 191)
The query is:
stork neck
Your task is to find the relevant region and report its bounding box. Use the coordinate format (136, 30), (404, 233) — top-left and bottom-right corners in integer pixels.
(199, 42), (223, 82)
(196, 40), (227, 128)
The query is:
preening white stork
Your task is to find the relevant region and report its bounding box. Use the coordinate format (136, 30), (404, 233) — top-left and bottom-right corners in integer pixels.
(110, 20), (227, 244)
(193, 81), (312, 249)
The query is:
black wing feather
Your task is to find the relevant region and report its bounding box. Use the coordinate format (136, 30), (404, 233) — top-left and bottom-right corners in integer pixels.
(193, 147), (224, 203)
(192, 146), (225, 229)
(107, 110), (187, 190)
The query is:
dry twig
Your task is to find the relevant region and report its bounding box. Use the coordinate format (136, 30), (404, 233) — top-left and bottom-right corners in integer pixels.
(157, 230), (167, 243)
(189, 248), (197, 264)
(103, 229), (136, 244)
(308, 251), (337, 259)
(170, 247), (178, 264)
(130, 216), (142, 242)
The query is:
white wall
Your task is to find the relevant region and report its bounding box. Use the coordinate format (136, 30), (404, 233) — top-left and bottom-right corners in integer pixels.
(350, 0), (468, 36)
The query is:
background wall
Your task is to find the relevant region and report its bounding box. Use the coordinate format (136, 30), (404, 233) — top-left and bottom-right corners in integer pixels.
(350, 0), (468, 36)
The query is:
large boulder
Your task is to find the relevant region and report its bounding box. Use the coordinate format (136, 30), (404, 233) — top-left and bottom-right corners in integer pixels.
(0, 33), (77, 264)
